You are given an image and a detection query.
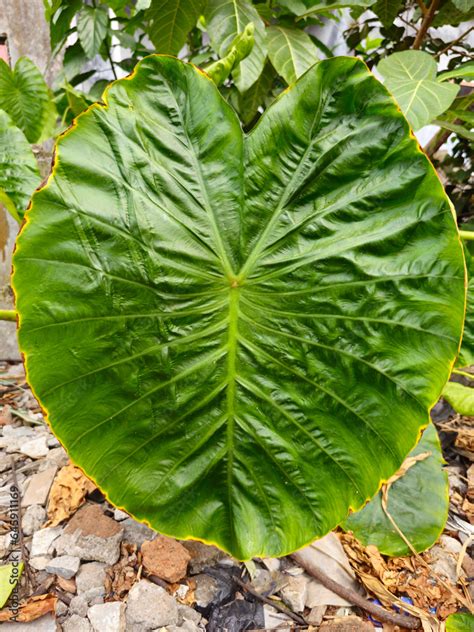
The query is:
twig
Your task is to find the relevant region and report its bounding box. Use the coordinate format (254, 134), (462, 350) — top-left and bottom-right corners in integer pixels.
(413, 0), (441, 49)
(291, 552), (421, 629)
(415, 0), (429, 15)
(233, 576), (307, 626)
(10, 458), (35, 589)
(435, 25), (474, 57)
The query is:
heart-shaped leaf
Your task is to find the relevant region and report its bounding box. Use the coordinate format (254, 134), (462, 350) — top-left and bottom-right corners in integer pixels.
(146, 0), (204, 55)
(0, 111), (41, 222)
(342, 423), (448, 556)
(77, 5), (109, 59)
(0, 57), (54, 144)
(378, 51), (459, 130)
(12, 56), (465, 559)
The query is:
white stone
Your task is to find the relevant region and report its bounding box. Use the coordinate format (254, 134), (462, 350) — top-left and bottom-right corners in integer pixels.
(30, 525), (63, 557)
(88, 601), (126, 632)
(23, 504), (47, 535)
(20, 435), (49, 459)
(45, 555), (80, 579)
(29, 556), (51, 571)
(113, 509), (129, 521)
(22, 467), (57, 506)
(126, 579), (179, 629)
(263, 605), (292, 630)
(63, 614), (92, 632)
(280, 575), (308, 613)
(76, 562), (107, 595)
(70, 595), (89, 617)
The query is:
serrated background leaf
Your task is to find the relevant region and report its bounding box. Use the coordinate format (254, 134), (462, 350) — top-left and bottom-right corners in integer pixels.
(12, 56), (465, 559)
(267, 26), (319, 84)
(371, 0), (403, 27)
(77, 6), (109, 59)
(204, 0), (267, 92)
(146, 0), (204, 55)
(378, 51), (459, 129)
(343, 424), (448, 556)
(0, 57), (53, 144)
(0, 111), (41, 221)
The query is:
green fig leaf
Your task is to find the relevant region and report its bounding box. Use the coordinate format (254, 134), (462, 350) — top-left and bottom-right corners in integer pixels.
(267, 25), (319, 85)
(343, 423), (448, 556)
(0, 111), (41, 222)
(0, 57), (55, 144)
(12, 56), (465, 560)
(378, 51), (459, 130)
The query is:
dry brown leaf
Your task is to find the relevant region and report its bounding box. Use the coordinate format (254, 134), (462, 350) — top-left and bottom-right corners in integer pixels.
(0, 405), (12, 426)
(106, 542), (138, 599)
(455, 427), (474, 461)
(46, 464), (96, 526)
(385, 452), (431, 488)
(0, 593), (57, 622)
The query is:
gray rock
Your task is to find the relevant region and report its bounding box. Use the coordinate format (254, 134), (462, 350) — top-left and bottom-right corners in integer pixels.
(88, 601), (126, 632)
(22, 504), (47, 535)
(20, 435), (49, 458)
(263, 605), (292, 631)
(29, 555), (51, 571)
(194, 574), (221, 608)
(178, 604), (202, 625)
(47, 435), (60, 448)
(280, 575), (308, 613)
(126, 579), (179, 629)
(63, 614), (92, 632)
(166, 623), (201, 632)
(0, 615), (56, 631)
(181, 541), (224, 574)
(56, 599), (69, 617)
(22, 466), (57, 506)
(113, 509), (129, 521)
(121, 517), (155, 547)
(45, 555), (80, 579)
(38, 446), (69, 470)
(30, 525), (63, 557)
(0, 452), (11, 472)
(76, 562), (107, 596)
(70, 595), (89, 617)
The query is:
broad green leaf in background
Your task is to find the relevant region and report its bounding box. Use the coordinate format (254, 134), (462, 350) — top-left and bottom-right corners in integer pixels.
(0, 563), (23, 608)
(452, 0), (472, 11)
(371, 0), (404, 28)
(0, 57), (54, 144)
(378, 51), (459, 130)
(237, 60), (276, 126)
(278, 0), (375, 15)
(146, 0), (204, 55)
(77, 5), (109, 59)
(433, 0), (474, 25)
(438, 61), (474, 81)
(206, 23), (255, 87)
(459, 250), (474, 367)
(446, 613), (474, 632)
(204, 0), (267, 92)
(267, 26), (319, 85)
(12, 56), (465, 560)
(442, 381), (474, 416)
(0, 111), (41, 222)
(343, 424), (448, 556)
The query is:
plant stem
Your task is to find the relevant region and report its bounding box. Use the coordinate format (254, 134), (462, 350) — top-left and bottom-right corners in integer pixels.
(0, 310), (16, 322)
(413, 0), (440, 49)
(459, 230), (474, 241)
(415, 0), (428, 16)
(291, 552), (421, 629)
(435, 25), (474, 57)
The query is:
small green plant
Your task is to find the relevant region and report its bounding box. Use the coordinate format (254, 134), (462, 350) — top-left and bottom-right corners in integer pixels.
(12, 55), (465, 559)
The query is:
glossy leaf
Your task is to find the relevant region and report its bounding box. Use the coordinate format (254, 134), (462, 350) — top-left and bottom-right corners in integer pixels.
(434, 119), (474, 142)
(443, 382), (474, 416)
(267, 26), (319, 85)
(0, 111), (41, 222)
(378, 51), (459, 130)
(445, 612), (474, 632)
(77, 5), (109, 59)
(0, 57), (53, 144)
(204, 0), (267, 92)
(206, 23), (255, 87)
(438, 61), (474, 81)
(146, 0), (204, 55)
(12, 56), (465, 560)
(343, 424), (448, 556)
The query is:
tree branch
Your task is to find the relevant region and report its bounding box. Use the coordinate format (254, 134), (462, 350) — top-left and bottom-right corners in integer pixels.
(413, 0), (441, 49)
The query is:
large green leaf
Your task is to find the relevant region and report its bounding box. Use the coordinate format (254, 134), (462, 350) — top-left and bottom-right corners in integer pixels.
(278, 0), (376, 15)
(204, 0), (267, 92)
(446, 613), (474, 632)
(343, 424), (448, 556)
(442, 381), (474, 416)
(378, 51), (459, 130)
(77, 5), (109, 59)
(267, 26), (319, 85)
(12, 56), (465, 560)
(146, 0), (204, 55)
(0, 57), (54, 144)
(458, 249), (474, 367)
(0, 111), (41, 222)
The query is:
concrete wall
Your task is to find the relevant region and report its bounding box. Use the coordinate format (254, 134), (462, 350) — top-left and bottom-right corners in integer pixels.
(0, 0), (53, 360)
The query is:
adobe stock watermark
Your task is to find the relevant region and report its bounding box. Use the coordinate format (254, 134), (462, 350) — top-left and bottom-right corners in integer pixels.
(6, 482), (22, 621)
